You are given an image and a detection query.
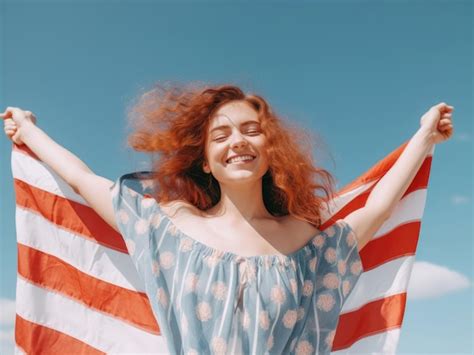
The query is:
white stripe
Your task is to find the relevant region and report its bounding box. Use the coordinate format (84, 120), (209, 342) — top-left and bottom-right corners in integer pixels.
(16, 207), (144, 292)
(321, 180), (377, 221)
(268, 268), (282, 337)
(321, 172), (428, 228)
(217, 263), (235, 336)
(13, 145), (432, 355)
(178, 254), (194, 311)
(342, 256), (414, 313)
(338, 189), (427, 244)
(312, 282), (321, 353)
(374, 189), (427, 240)
(229, 314), (242, 355)
(168, 246), (181, 320)
(330, 328), (401, 354)
(428, 144), (435, 157)
(157, 221), (171, 249)
(12, 150), (87, 205)
(15, 277), (167, 354)
(251, 269), (261, 355)
(205, 267), (216, 294)
(14, 344), (26, 355)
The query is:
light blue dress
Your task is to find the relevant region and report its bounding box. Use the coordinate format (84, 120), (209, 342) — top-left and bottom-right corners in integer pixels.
(110, 172), (363, 355)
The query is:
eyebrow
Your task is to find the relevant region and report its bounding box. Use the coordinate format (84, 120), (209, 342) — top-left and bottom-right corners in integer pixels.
(210, 120), (260, 133)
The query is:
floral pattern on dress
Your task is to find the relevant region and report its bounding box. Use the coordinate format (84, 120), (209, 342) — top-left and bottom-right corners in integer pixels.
(110, 172), (363, 354)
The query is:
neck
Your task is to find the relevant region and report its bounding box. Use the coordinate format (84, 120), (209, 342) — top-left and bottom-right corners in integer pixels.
(208, 179), (274, 222)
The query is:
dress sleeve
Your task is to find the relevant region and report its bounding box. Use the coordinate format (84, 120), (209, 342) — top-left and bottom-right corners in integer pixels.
(316, 219), (363, 309)
(109, 172), (159, 276)
(311, 220), (363, 355)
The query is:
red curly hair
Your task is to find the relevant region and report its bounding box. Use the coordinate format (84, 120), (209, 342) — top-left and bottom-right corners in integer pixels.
(126, 81), (337, 227)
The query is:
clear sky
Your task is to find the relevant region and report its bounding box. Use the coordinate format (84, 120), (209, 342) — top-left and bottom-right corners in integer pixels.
(0, 1), (472, 354)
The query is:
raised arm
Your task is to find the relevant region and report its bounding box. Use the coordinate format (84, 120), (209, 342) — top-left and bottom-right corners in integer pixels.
(344, 102), (454, 251)
(2, 107), (119, 233)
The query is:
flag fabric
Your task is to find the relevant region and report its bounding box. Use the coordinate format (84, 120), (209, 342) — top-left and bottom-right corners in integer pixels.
(11, 140), (435, 354)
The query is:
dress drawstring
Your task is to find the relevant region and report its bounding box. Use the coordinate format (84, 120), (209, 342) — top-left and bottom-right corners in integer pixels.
(235, 259), (251, 313)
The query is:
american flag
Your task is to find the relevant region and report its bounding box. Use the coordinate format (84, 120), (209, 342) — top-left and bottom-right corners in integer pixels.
(10, 141), (435, 354)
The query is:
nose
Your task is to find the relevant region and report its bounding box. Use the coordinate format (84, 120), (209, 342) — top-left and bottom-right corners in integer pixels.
(230, 132), (248, 150)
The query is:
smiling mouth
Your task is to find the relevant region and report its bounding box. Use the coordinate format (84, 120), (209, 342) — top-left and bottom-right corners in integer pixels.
(226, 155), (256, 164)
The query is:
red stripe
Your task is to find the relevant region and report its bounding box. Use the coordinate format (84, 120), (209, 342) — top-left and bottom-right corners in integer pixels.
(337, 157), (431, 221)
(13, 141), (423, 351)
(333, 293), (406, 351)
(319, 219), (420, 274)
(17, 243), (160, 334)
(14, 178), (127, 253)
(338, 141), (409, 195)
(15, 314), (105, 355)
(338, 141), (431, 195)
(360, 221), (420, 271)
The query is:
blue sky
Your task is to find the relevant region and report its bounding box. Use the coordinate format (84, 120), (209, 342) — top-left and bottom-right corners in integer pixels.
(0, 0), (472, 353)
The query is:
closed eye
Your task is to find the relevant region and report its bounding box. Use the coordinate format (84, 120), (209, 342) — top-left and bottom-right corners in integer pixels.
(212, 130), (260, 142)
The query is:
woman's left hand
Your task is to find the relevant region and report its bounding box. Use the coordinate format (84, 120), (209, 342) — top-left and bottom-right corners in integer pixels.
(419, 102), (454, 144)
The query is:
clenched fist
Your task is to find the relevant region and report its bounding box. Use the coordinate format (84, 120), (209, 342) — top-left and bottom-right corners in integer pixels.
(1, 106), (37, 145)
(419, 102), (455, 145)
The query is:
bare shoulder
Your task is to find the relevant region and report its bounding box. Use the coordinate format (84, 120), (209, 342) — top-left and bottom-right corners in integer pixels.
(281, 214), (321, 238)
(159, 199), (204, 218)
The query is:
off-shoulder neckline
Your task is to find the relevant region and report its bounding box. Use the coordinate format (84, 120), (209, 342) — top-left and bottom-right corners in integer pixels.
(154, 203), (345, 266)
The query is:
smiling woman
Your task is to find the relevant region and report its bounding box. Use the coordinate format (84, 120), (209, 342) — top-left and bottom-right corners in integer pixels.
(1, 79), (454, 354)
(126, 81), (337, 226)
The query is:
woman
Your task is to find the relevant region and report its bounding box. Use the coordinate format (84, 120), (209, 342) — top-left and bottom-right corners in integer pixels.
(2, 83), (454, 354)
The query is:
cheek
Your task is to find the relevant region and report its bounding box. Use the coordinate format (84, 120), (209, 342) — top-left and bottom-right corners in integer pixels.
(257, 141), (270, 160)
(207, 146), (225, 166)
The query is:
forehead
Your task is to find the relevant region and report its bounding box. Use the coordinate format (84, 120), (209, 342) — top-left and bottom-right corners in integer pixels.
(209, 101), (259, 128)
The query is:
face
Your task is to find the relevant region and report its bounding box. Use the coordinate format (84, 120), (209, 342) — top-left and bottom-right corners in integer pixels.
(203, 100), (269, 186)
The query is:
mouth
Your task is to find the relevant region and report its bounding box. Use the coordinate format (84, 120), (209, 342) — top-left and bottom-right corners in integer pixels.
(226, 154), (256, 164)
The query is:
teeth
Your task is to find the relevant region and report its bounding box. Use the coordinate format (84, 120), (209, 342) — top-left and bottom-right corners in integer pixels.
(227, 155), (255, 163)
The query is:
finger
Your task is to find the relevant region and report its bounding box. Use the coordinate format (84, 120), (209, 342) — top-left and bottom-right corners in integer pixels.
(1, 107), (16, 119)
(443, 105), (454, 113)
(0, 110), (11, 119)
(4, 126), (17, 132)
(1, 107), (25, 120)
(434, 102), (453, 113)
(443, 128), (453, 137)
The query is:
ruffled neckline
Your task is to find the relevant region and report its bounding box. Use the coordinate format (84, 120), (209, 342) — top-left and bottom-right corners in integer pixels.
(155, 203), (339, 267)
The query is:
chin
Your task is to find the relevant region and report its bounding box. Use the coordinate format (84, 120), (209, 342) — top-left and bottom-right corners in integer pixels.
(220, 170), (267, 184)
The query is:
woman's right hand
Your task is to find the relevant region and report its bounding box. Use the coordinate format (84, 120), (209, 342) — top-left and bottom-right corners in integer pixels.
(1, 106), (38, 145)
